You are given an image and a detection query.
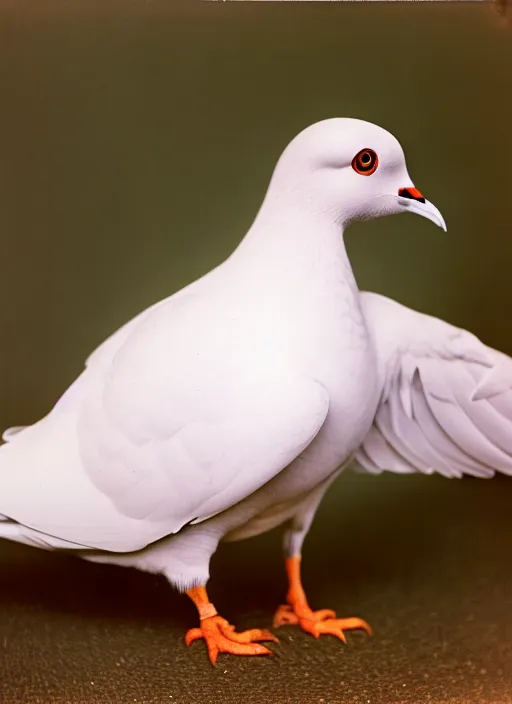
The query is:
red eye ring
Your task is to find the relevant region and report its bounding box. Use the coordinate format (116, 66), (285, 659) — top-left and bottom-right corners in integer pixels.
(352, 148), (378, 176)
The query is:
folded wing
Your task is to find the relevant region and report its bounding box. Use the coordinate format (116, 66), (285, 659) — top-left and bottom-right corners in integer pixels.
(0, 289), (329, 552)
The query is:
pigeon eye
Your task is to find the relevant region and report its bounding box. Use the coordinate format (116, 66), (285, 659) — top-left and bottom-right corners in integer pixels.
(352, 149), (378, 176)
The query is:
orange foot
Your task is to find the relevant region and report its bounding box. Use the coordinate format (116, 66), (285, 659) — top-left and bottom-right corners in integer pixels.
(185, 615), (277, 665)
(274, 603), (371, 641)
(185, 586), (278, 665)
(273, 555), (372, 642)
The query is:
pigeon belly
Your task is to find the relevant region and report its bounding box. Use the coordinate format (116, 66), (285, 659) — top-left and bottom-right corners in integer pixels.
(206, 307), (381, 543)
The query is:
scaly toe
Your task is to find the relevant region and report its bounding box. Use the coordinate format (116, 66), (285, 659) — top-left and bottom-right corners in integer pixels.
(301, 616), (372, 642)
(309, 619), (348, 642)
(333, 617), (373, 635)
(218, 622), (279, 644)
(184, 627), (204, 646)
(185, 615), (276, 665)
(215, 634), (274, 658)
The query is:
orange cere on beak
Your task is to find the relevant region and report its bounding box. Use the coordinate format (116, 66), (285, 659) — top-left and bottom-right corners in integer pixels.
(398, 187), (426, 203)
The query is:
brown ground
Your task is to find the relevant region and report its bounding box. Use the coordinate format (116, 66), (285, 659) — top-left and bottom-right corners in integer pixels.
(1, 472), (511, 704)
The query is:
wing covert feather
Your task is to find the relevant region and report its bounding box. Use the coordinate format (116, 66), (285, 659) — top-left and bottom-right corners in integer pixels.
(76, 292), (331, 539)
(0, 282), (329, 552)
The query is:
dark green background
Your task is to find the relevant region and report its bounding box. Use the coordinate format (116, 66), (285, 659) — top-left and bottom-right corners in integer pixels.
(0, 2), (511, 703)
(0, 1), (510, 429)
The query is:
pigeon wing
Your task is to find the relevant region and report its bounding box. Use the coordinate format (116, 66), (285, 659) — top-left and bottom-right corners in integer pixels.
(0, 291), (329, 552)
(353, 292), (512, 478)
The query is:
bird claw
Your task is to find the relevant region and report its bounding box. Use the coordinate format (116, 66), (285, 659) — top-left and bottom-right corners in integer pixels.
(273, 603), (372, 643)
(304, 618), (348, 642)
(185, 615), (277, 665)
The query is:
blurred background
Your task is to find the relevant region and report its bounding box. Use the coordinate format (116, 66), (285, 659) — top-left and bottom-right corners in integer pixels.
(0, 2), (511, 703)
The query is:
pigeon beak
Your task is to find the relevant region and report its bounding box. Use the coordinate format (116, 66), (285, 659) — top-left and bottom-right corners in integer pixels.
(397, 187), (447, 232)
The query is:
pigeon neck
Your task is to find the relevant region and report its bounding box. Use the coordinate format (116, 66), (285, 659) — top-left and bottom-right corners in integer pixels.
(230, 200), (358, 298)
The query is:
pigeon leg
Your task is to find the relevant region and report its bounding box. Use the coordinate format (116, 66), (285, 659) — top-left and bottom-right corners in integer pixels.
(184, 585), (278, 665)
(273, 555), (372, 641)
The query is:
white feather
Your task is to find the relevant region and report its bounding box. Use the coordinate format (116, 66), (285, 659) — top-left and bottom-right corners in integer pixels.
(355, 292), (512, 478)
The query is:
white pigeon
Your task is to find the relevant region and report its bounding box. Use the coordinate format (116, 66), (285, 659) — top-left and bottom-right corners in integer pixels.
(1, 118), (509, 667)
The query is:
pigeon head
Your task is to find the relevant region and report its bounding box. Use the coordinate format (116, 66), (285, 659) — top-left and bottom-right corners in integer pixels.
(266, 118), (446, 232)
